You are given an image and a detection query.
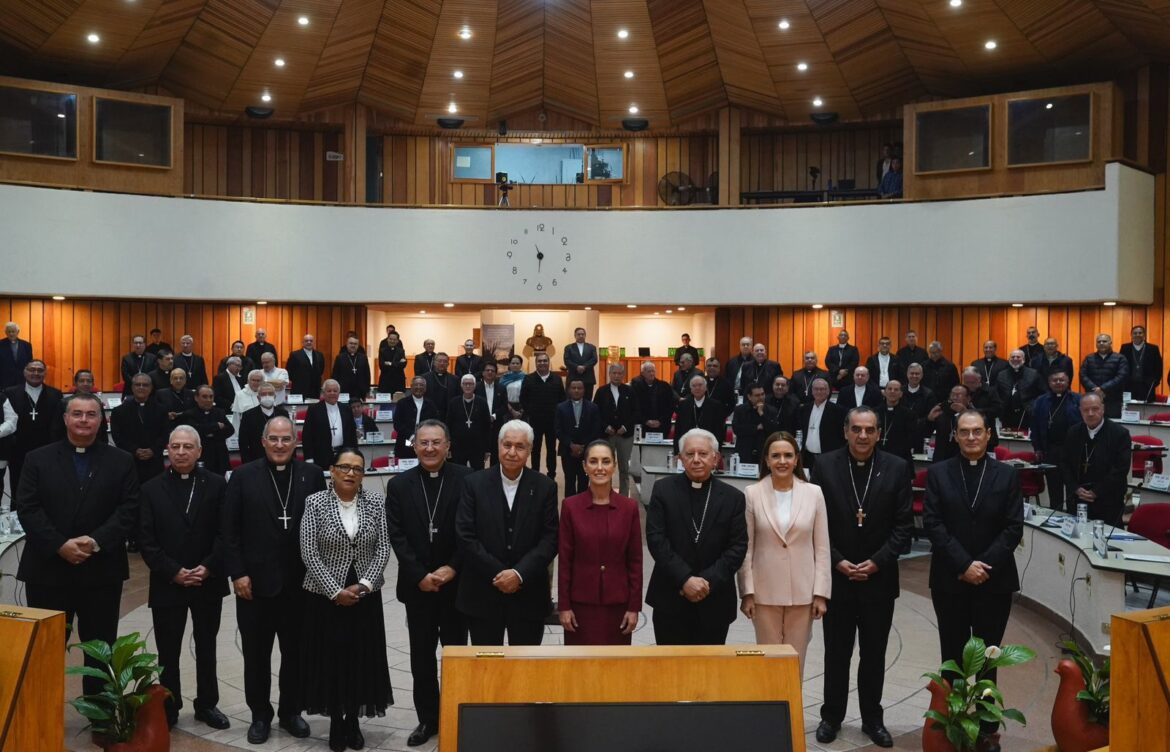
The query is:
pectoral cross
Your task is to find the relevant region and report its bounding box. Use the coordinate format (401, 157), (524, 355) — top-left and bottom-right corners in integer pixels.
(29, 407), (38, 421)
(466, 419), (473, 428)
(278, 512), (291, 529)
(855, 508), (866, 527)
(429, 526), (439, 541)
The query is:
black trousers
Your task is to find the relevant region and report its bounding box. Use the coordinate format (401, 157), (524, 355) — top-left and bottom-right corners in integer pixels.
(26, 581), (122, 696)
(1044, 443), (1067, 510)
(152, 599), (223, 721)
(932, 589), (1012, 735)
(7, 457), (25, 501)
(530, 420), (556, 475)
(405, 596), (468, 725)
(561, 454), (588, 496)
(236, 588), (304, 722)
(651, 609), (730, 646)
(466, 609), (544, 646)
(580, 384), (595, 401)
(800, 450), (821, 474)
(450, 449), (486, 470)
(821, 596), (896, 727)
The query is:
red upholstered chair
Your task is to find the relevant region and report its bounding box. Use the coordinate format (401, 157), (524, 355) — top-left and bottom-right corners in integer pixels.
(297, 429), (303, 442)
(725, 427), (735, 444)
(993, 446), (1012, 461)
(1127, 504), (1170, 607)
(1007, 449), (1045, 502)
(113, 381), (125, 393)
(296, 407), (308, 421)
(1149, 412), (1170, 424)
(1131, 435), (1164, 476)
(229, 457), (243, 469)
(668, 425), (676, 440)
(372, 455), (391, 469)
(912, 469), (929, 539)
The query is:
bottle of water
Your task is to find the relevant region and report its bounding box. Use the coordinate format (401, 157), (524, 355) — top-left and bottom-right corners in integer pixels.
(729, 453), (740, 476)
(665, 451), (673, 471)
(633, 424), (643, 442)
(795, 430), (804, 451)
(1145, 460), (1155, 485)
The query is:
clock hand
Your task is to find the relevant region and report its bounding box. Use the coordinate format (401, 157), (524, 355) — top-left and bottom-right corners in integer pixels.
(535, 245), (544, 272)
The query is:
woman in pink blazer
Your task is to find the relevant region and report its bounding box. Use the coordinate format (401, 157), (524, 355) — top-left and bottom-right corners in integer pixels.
(737, 431), (831, 675)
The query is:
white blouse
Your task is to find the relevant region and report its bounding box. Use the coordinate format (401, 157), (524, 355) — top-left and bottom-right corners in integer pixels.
(338, 500), (358, 538)
(773, 488), (793, 532)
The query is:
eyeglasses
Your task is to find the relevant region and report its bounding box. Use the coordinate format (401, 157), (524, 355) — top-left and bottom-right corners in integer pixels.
(415, 440), (448, 449)
(333, 464), (366, 475)
(265, 436), (295, 444)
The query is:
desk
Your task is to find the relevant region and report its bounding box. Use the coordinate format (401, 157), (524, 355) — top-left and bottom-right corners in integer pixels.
(639, 465), (757, 499)
(1125, 399), (1170, 420)
(0, 534), (25, 606)
(1016, 509), (1170, 654)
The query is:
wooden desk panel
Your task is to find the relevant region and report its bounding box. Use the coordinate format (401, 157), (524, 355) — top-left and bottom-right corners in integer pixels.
(0, 606), (65, 752)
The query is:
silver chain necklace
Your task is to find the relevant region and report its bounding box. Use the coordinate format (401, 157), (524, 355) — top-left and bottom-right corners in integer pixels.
(848, 456), (875, 527)
(961, 458), (989, 511)
(268, 469), (293, 529)
(690, 482), (713, 544)
(421, 473), (445, 542)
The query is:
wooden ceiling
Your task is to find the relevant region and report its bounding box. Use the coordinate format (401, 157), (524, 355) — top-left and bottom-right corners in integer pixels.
(0, 0), (1165, 128)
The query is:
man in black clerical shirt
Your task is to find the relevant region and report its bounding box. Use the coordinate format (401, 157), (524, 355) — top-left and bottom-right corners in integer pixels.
(454, 339), (486, 382)
(725, 337), (754, 395)
(995, 350), (1042, 431)
(245, 328), (277, 370)
(732, 384), (779, 464)
(4, 360), (63, 495)
(1060, 392), (1131, 524)
(111, 374), (168, 489)
(826, 330), (860, 390)
(922, 341), (960, 399)
(237, 384), (288, 464)
(519, 352), (565, 479)
(674, 374), (729, 454)
(332, 334), (371, 401)
(414, 339), (437, 376)
(646, 428), (747, 645)
(156, 367), (195, 424)
(218, 340), (256, 376)
(902, 363), (936, 452)
(674, 333), (700, 368)
(301, 379), (356, 466)
(703, 357), (735, 407)
(1020, 326), (1044, 365)
(924, 411), (1023, 752)
(177, 385), (234, 475)
(424, 352), (455, 422)
(671, 353), (699, 400)
(394, 377), (438, 459)
(57, 370), (109, 444)
(121, 334), (157, 395)
(377, 328), (408, 394)
(960, 369), (1002, 446)
(0, 322), (32, 390)
(971, 340), (1010, 388)
(738, 343), (784, 398)
(1030, 372), (1082, 510)
(1121, 324), (1162, 403)
(150, 349), (175, 394)
(812, 407), (913, 748)
(139, 426), (231, 729)
(386, 420), (471, 747)
(286, 333), (325, 399)
(146, 327), (171, 357)
(876, 381), (915, 468)
(562, 328), (599, 400)
(768, 376), (801, 434)
(929, 385), (973, 462)
(555, 379), (602, 495)
(631, 361), (674, 436)
(175, 335), (210, 389)
(789, 351), (830, 404)
(896, 331), (929, 373)
(221, 415), (325, 744)
(449, 375), (493, 469)
(16, 393), (138, 696)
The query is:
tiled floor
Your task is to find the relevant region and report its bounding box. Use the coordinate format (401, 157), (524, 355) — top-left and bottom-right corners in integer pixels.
(54, 493), (1129, 752)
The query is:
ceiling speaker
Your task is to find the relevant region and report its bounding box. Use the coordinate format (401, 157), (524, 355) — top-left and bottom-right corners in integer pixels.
(437, 118), (465, 129)
(809, 112), (839, 125)
(244, 106), (274, 119)
(622, 117), (649, 132)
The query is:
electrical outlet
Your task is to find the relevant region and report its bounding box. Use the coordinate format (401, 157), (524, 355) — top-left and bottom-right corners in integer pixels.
(1084, 574), (1091, 588)
(1101, 621), (1111, 635)
(1058, 553), (1065, 565)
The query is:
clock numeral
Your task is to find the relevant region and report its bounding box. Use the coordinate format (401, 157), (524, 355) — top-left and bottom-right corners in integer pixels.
(537, 223), (545, 231)
(507, 251), (513, 258)
(564, 253), (571, 261)
(551, 226), (555, 235)
(552, 279), (558, 286)
(536, 283), (543, 291)
(523, 279), (527, 284)
(561, 237), (568, 246)
(562, 267), (567, 273)
(511, 238), (518, 245)
(512, 266), (517, 275)
(523, 228), (528, 234)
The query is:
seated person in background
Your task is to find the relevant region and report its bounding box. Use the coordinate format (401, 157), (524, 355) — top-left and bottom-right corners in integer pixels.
(768, 376), (801, 435)
(732, 385), (779, 464)
(156, 368), (195, 424)
(351, 398), (378, 437)
(878, 157), (902, 198)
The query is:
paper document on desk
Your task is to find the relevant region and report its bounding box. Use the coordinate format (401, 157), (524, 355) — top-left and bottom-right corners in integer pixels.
(1123, 553), (1170, 563)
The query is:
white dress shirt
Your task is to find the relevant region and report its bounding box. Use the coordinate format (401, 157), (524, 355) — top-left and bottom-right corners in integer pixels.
(853, 385), (866, 406)
(876, 353), (891, 386)
(502, 469), (521, 509)
(262, 367), (289, 404)
(325, 402), (343, 448)
(806, 402), (826, 454)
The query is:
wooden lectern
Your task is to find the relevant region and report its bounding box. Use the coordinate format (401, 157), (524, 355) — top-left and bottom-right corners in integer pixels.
(0, 605), (65, 751)
(1110, 606), (1170, 749)
(439, 644), (806, 752)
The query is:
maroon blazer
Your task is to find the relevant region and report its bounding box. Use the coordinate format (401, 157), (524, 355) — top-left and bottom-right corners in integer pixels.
(557, 490), (643, 611)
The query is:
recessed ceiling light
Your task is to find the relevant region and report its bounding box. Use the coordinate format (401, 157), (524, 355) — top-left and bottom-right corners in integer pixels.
(984, 40), (997, 50)
(443, 303), (455, 308)
(584, 306), (592, 310)
(274, 57), (285, 67)
(531, 138), (543, 144)
(453, 70), (464, 79)
(256, 300), (268, 305)
(617, 28), (629, 39)
(1011, 303), (1024, 307)
(297, 16), (309, 26)
(419, 309), (426, 314)
(812, 97), (823, 107)
(778, 19), (790, 30)
(624, 70), (634, 79)
(628, 105), (639, 114)
(1045, 102), (1053, 109)
(458, 27), (472, 39)
(56, 113), (66, 119)
(665, 309), (673, 314)
(654, 312), (660, 316)
(626, 304), (637, 309)
(677, 306), (685, 311)
(949, 0), (962, 6)
(811, 303), (824, 309)
(796, 62), (808, 71)
(86, 33), (100, 43)
(52, 295), (66, 301)
(448, 102), (458, 113)
(261, 93), (272, 102)
(1104, 301), (1117, 307)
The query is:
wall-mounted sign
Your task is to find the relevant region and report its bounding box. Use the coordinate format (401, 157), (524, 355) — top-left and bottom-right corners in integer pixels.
(830, 310), (844, 328)
(242, 306), (256, 325)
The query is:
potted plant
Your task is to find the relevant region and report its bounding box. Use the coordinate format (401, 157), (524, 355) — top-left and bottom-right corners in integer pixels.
(1050, 639), (1109, 752)
(67, 632), (170, 752)
(922, 635), (1036, 751)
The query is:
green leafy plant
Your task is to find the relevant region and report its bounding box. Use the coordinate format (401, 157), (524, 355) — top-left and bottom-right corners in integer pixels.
(923, 635), (1037, 751)
(66, 632), (166, 743)
(1059, 638), (1110, 725)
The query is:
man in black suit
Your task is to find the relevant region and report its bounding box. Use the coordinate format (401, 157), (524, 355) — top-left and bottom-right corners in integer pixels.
(377, 329), (408, 394)
(394, 376), (439, 459)
(811, 407), (913, 748)
(896, 330), (929, 373)
(519, 352), (565, 479)
(217, 340), (256, 376)
(995, 350), (1042, 431)
(875, 381), (915, 468)
(1121, 324), (1163, 403)
(922, 341), (960, 399)
(962, 368), (1003, 441)
(670, 353), (700, 400)
(1020, 326), (1044, 365)
(174, 335), (210, 389)
(212, 357), (246, 411)
(1081, 333), (1129, 418)
(971, 340), (1010, 388)
(674, 333), (700, 368)
(476, 362), (509, 462)
(456, 420), (559, 645)
(646, 427), (747, 645)
(930, 383), (1001, 462)
(138, 425), (231, 730)
(902, 363), (937, 452)
(221, 415), (325, 744)
(349, 398), (379, 436)
(150, 349), (175, 394)
(386, 420), (472, 747)
(237, 385), (288, 464)
(594, 363), (638, 496)
(4, 360), (64, 495)
(332, 334), (371, 401)
(453, 339), (486, 383)
(865, 336), (904, 389)
(631, 361), (674, 436)
(703, 357), (735, 407)
(155, 367), (195, 424)
(414, 339), (437, 377)
(1032, 337), (1075, 387)
(1060, 392), (1131, 524)
(245, 328), (277, 370)
(0, 322), (33, 390)
(725, 337), (754, 396)
(799, 378), (846, 471)
(110, 374), (169, 487)
(146, 327), (172, 357)
(177, 385), (235, 475)
(789, 351), (830, 404)
(15, 393), (138, 696)
(738, 343), (783, 397)
(423, 353), (456, 422)
(826, 330), (860, 390)
(732, 384), (780, 464)
(673, 373), (729, 453)
(285, 333), (325, 399)
(836, 366), (883, 411)
(449, 375), (493, 469)
(562, 328), (598, 400)
(923, 410), (1023, 752)
(301, 379), (357, 467)
(555, 379), (603, 495)
(120, 334), (157, 395)
(58, 370), (109, 444)
(768, 376), (801, 434)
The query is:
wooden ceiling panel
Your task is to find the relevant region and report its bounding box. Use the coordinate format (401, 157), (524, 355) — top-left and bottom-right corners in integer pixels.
(924, 0), (1048, 77)
(358, 0), (442, 121)
(701, 0), (784, 117)
(107, 0), (205, 88)
(646, 0), (727, 122)
(875, 0), (969, 97)
(543, 0), (600, 125)
(36, 0), (164, 69)
(1094, 0), (1170, 56)
(300, 0), (384, 111)
(590, 0), (671, 129)
(0, 0), (84, 53)
(488, 0), (545, 122)
(416, 0), (499, 126)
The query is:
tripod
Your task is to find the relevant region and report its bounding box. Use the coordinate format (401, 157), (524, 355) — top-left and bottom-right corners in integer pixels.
(497, 182), (512, 207)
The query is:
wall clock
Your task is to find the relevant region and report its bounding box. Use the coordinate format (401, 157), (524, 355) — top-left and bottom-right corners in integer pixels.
(507, 222), (571, 292)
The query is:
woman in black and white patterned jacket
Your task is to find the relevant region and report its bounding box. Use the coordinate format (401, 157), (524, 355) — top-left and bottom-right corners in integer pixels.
(299, 446), (393, 752)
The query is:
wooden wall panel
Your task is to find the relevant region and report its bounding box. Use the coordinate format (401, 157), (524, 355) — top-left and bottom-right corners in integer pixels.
(740, 123), (903, 193)
(0, 299), (366, 392)
(183, 123), (344, 200)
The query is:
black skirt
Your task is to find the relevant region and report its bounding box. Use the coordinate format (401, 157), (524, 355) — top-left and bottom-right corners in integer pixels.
(300, 567), (393, 718)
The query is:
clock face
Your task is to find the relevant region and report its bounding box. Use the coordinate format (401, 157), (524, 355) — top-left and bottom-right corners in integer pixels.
(507, 222), (571, 292)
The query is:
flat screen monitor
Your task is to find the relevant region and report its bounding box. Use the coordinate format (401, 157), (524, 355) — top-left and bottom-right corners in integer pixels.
(638, 347), (651, 357)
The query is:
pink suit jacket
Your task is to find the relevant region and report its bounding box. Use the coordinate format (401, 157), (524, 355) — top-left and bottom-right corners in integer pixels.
(736, 477), (832, 606)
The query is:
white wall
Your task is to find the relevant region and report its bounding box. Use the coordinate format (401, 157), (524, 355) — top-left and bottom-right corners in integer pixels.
(0, 162), (1153, 305)
(597, 312), (715, 360)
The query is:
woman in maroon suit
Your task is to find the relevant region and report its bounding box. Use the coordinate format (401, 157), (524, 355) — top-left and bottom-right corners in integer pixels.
(558, 440), (643, 645)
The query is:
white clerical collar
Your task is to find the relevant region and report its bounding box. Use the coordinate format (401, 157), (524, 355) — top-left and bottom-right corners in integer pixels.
(261, 407), (275, 416)
(501, 470), (522, 488)
(908, 385), (920, 393)
(694, 397), (705, 407)
(325, 401), (340, 413)
(1087, 422), (1104, 440)
(811, 401), (826, 412)
(25, 383), (42, 399)
(572, 399), (582, 406)
(1134, 343), (1145, 351)
(539, 372), (550, 382)
(74, 445), (87, 453)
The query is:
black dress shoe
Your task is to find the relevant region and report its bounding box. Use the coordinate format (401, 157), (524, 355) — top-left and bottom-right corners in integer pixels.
(329, 718), (347, 752)
(194, 706), (230, 729)
(278, 714), (311, 738)
(246, 719), (270, 744)
(347, 715), (365, 750)
(407, 722), (437, 747)
(815, 720), (839, 743)
(862, 722), (894, 748)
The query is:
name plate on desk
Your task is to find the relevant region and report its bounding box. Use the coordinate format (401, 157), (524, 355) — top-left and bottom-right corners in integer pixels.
(1123, 391), (1133, 404)
(226, 436), (239, 451)
(376, 409), (393, 421)
(736, 463), (759, 477)
(338, 394), (350, 403)
(365, 431), (384, 444)
(375, 392), (393, 402)
(1121, 409), (1141, 423)
(286, 393), (304, 404)
(398, 458), (418, 470)
(645, 432), (665, 443)
(104, 395), (122, 408)
(1060, 518), (1079, 537)
(1149, 474), (1170, 491)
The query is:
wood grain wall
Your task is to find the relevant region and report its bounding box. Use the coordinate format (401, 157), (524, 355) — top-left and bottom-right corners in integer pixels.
(739, 123), (904, 192)
(0, 299), (366, 392)
(183, 123), (343, 200)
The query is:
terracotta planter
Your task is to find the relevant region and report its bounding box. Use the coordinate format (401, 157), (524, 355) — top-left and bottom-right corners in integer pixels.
(94, 685), (171, 752)
(922, 680), (959, 752)
(1051, 659), (1109, 752)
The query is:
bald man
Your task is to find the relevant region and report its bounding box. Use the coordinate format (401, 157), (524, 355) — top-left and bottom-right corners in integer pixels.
(301, 380), (357, 465)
